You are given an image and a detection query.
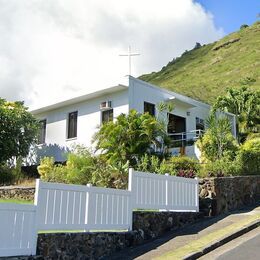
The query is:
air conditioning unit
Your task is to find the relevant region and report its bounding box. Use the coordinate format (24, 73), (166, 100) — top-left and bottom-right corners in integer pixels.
(100, 101), (112, 110)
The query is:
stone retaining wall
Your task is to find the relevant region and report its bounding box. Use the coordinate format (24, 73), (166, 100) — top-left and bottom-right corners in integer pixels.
(0, 186), (35, 201)
(35, 211), (203, 260)
(199, 176), (260, 216)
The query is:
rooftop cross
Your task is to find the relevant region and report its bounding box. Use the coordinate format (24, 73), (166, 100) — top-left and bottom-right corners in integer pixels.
(119, 46), (140, 76)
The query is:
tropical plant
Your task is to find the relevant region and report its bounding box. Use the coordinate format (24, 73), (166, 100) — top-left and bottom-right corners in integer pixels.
(196, 114), (239, 162)
(213, 87), (260, 139)
(0, 98), (39, 164)
(93, 109), (170, 167)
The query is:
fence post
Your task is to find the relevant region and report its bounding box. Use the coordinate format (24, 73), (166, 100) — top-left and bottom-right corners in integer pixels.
(34, 179), (40, 206)
(128, 168), (134, 231)
(31, 179), (41, 255)
(84, 183), (93, 232)
(165, 173), (169, 211)
(195, 177), (199, 212)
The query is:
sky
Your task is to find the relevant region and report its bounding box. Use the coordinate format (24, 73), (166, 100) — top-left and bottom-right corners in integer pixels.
(0, 0), (258, 109)
(196, 0), (259, 34)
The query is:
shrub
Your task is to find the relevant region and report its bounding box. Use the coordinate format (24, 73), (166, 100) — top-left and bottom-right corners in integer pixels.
(0, 165), (16, 185)
(91, 156), (129, 189)
(136, 154), (175, 175)
(177, 169), (196, 178)
(237, 137), (260, 175)
(199, 158), (241, 177)
(37, 147), (129, 189)
(168, 156), (200, 173)
(240, 24), (249, 30)
(37, 157), (67, 183)
(65, 151), (95, 185)
(136, 155), (200, 178)
(136, 154), (161, 173)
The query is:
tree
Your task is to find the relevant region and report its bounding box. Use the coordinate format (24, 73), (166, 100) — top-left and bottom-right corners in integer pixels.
(93, 109), (169, 168)
(0, 98), (39, 164)
(213, 86), (260, 139)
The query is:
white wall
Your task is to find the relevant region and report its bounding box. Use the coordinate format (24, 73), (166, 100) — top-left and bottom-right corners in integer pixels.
(128, 77), (210, 133)
(32, 89), (129, 162)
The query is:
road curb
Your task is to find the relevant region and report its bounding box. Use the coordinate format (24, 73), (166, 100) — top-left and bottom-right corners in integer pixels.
(183, 219), (260, 260)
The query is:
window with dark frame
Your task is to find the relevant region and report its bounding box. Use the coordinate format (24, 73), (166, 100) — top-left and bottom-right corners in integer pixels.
(101, 109), (113, 124)
(144, 102), (155, 116)
(67, 111), (78, 139)
(38, 119), (46, 144)
(196, 117), (205, 131)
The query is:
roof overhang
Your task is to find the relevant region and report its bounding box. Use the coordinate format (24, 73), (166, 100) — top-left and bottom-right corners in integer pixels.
(167, 97), (196, 109)
(31, 84), (128, 115)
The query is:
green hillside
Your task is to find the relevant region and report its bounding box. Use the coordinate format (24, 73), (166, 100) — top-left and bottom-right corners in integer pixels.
(140, 22), (260, 104)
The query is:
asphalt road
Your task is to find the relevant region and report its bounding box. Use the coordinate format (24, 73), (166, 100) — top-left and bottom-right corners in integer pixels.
(217, 232), (260, 260)
(199, 226), (260, 260)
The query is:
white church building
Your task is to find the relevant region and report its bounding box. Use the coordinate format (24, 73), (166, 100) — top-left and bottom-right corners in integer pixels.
(29, 76), (236, 163)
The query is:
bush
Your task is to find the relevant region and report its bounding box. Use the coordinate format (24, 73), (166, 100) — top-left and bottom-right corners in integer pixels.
(177, 169), (196, 178)
(37, 148), (129, 189)
(169, 156), (200, 173)
(199, 158), (241, 177)
(135, 155), (200, 178)
(37, 157), (67, 183)
(196, 131), (238, 163)
(237, 137), (260, 175)
(136, 154), (162, 173)
(65, 151), (95, 185)
(92, 158), (129, 189)
(0, 166), (16, 185)
(240, 24), (249, 30)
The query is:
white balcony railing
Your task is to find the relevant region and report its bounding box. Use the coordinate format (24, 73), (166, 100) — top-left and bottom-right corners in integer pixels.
(168, 129), (204, 148)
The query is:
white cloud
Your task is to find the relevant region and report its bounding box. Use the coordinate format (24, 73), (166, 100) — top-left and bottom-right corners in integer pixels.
(0, 0), (223, 109)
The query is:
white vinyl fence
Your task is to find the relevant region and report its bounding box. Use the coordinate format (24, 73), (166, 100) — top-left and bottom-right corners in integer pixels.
(35, 180), (132, 231)
(0, 169), (199, 257)
(129, 169), (199, 211)
(0, 203), (37, 257)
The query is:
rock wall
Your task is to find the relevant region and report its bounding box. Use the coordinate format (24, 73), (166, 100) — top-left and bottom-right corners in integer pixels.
(0, 186), (35, 201)
(34, 211), (203, 260)
(199, 176), (260, 216)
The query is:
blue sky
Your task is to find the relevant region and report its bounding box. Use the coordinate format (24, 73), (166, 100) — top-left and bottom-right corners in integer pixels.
(196, 0), (259, 34)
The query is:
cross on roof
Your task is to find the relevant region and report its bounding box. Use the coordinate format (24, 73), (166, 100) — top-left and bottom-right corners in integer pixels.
(119, 46), (140, 76)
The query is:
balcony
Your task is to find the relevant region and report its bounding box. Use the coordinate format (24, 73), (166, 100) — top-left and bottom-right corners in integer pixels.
(168, 129), (204, 148)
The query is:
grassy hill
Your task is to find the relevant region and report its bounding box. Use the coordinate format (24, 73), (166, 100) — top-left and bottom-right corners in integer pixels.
(140, 22), (260, 104)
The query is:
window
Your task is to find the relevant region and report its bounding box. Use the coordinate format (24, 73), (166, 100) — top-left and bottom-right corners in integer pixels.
(144, 102), (155, 116)
(101, 109), (113, 124)
(196, 117), (205, 131)
(67, 111), (78, 139)
(38, 119), (46, 144)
